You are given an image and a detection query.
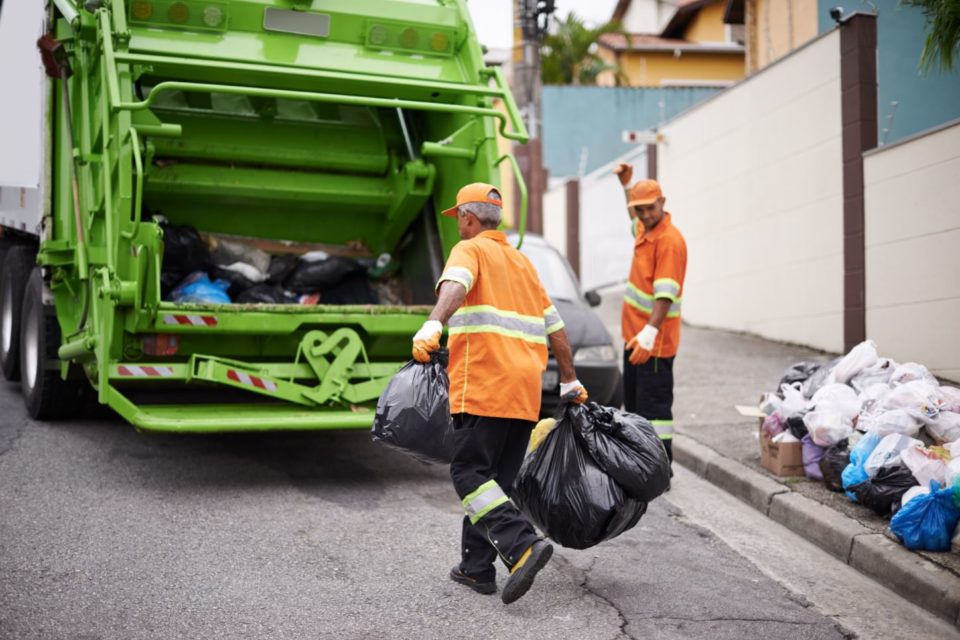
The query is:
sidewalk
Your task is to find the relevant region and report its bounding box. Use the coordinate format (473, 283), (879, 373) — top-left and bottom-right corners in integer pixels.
(593, 290), (960, 627)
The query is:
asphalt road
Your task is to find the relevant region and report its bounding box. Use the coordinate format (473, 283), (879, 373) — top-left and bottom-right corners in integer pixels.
(1, 361), (957, 639)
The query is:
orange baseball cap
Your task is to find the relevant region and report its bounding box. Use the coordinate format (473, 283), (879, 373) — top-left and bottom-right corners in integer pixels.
(626, 179), (663, 207)
(441, 183), (503, 217)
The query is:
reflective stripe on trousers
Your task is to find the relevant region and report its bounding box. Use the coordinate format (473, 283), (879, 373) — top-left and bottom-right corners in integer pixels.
(651, 419), (674, 440)
(462, 479), (510, 524)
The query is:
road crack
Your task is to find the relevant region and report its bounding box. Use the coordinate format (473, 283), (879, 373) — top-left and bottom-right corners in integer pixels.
(562, 556), (637, 640)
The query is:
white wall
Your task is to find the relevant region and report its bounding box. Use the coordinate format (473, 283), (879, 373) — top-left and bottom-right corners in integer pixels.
(542, 183), (567, 257)
(657, 30), (845, 353)
(542, 146), (647, 290)
(864, 120), (960, 382)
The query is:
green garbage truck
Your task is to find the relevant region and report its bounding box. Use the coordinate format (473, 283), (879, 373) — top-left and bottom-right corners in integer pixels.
(0, 0), (527, 431)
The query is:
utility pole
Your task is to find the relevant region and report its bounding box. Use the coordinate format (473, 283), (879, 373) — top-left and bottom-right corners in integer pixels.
(512, 0), (553, 234)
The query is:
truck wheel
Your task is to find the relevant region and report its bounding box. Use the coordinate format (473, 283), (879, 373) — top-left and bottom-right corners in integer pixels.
(20, 268), (85, 420)
(0, 245), (36, 381)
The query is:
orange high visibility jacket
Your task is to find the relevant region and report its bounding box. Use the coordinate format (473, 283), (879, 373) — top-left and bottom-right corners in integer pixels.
(622, 212), (687, 358)
(437, 230), (565, 422)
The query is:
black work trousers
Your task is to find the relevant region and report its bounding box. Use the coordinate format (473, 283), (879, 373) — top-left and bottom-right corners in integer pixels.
(622, 353), (675, 464)
(449, 413), (539, 582)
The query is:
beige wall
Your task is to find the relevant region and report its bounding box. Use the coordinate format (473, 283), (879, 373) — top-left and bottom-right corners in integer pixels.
(864, 121), (960, 382)
(657, 30), (845, 352)
(684, 2), (727, 43)
(752, 0), (820, 71)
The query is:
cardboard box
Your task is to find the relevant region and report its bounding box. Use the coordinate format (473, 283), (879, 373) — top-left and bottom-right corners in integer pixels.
(758, 419), (805, 477)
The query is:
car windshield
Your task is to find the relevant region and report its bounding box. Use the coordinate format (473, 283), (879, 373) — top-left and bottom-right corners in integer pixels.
(519, 241), (581, 302)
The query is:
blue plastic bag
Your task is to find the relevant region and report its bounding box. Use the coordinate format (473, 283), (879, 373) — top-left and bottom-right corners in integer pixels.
(842, 431), (881, 501)
(169, 271), (231, 304)
(889, 481), (960, 551)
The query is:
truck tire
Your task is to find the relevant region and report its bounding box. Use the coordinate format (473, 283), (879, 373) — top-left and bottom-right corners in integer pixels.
(0, 245), (36, 381)
(20, 268), (86, 420)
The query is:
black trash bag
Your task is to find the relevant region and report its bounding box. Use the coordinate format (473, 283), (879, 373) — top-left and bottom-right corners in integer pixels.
(284, 256), (364, 293)
(849, 465), (919, 517)
(267, 254), (298, 284)
(573, 403), (671, 502)
(819, 440), (849, 492)
(778, 362), (821, 393)
(159, 221), (209, 294)
(787, 415), (809, 441)
(321, 271), (378, 305)
(512, 402), (658, 550)
(371, 349), (454, 465)
(236, 284), (294, 304)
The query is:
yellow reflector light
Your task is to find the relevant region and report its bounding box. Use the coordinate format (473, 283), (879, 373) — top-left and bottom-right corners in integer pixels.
(430, 32), (449, 52)
(131, 0), (153, 20)
(168, 1), (189, 23)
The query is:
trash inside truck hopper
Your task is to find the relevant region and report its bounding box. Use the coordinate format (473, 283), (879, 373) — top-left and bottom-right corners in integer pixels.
(0, 0), (528, 431)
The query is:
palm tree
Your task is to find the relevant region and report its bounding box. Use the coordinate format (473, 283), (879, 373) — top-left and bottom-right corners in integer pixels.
(540, 13), (628, 86)
(902, 0), (960, 72)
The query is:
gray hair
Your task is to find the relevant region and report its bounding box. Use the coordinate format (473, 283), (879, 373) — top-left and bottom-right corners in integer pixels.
(459, 201), (502, 226)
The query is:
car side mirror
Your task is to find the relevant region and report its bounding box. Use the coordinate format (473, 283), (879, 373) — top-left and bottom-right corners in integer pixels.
(584, 290), (602, 307)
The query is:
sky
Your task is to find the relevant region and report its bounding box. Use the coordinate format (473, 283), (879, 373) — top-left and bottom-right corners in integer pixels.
(467, 0), (620, 50)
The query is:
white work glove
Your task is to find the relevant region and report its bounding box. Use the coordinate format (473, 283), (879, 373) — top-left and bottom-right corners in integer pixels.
(412, 320), (443, 363)
(560, 379), (588, 404)
(626, 325), (659, 365)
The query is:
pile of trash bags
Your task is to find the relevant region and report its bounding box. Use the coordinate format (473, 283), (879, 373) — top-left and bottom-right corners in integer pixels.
(760, 339), (960, 552)
(158, 219), (402, 305)
(512, 401), (671, 549)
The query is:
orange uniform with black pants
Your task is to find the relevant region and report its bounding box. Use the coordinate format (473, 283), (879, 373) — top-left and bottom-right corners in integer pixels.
(622, 208), (687, 464)
(438, 229), (566, 586)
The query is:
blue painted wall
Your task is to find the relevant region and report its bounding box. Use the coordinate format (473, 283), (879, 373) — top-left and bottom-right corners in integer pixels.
(818, 0), (960, 144)
(541, 86), (721, 178)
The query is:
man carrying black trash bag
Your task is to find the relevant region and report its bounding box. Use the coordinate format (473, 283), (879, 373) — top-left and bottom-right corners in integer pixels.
(411, 183), (588, 604)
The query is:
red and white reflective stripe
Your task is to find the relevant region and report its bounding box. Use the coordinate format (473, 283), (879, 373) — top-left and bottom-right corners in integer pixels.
(226, 369), (278, 392)
(116, 365), (175, 378)
(163, 314), (218, 327)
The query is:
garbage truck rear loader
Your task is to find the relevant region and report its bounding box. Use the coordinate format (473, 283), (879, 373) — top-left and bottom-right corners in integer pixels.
(0, 0), (528, 431)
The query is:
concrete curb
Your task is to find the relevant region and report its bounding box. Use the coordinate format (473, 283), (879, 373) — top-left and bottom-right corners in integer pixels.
(673, 434), (960, 628)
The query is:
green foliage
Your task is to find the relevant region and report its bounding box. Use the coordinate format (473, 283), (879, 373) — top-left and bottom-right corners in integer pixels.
(540, 13), (628, 86)
(902, 0), (960, 72)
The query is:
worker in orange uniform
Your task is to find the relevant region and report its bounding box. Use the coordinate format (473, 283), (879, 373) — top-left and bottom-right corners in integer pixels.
(411, 183), (588, 604)
(613, 164), (687, 468)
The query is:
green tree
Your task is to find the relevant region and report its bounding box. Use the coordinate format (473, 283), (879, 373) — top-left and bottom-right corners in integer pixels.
(902, 0), (960, 71)
(540, 13), (628, 86)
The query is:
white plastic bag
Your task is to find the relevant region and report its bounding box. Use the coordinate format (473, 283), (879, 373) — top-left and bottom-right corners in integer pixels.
(864, 433), (921, 477)
(889, 362), (937, 388)
(772, 431), (800, 444)
(939, 386), (960, 413)
(946, 458), (960, 487)
(901, 445), (948, 487)
(803, 411), (854, 447)
(780, 382), (807, 418)
(810, 383), (860, 422)
(901, 485), (930, 508)
(925, 411), (960, 444)
(859, 383), (890, 414)
(833, 340), (879, 384)
(858, 408), (922, 438)
(881, 380), (941, 423)
(850, 358), (897, 393)
(759, 392), (782, 416)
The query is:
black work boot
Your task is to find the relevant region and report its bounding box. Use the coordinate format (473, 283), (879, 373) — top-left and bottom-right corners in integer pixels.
(450, 566), (497, 595)
(501, 540), (553, 604)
